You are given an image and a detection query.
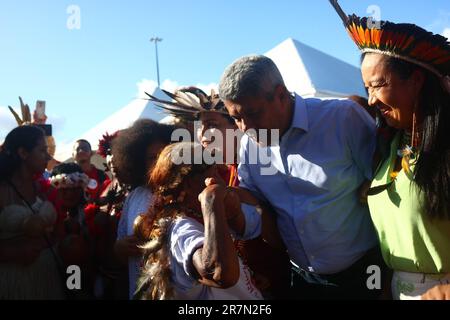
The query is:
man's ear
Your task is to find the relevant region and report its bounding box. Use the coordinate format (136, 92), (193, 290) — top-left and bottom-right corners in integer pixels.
(17, 147), (29, 161)
(274, 84), (289, 102)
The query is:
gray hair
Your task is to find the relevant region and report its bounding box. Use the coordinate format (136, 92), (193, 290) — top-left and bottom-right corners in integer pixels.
(219, 55), (285, 102)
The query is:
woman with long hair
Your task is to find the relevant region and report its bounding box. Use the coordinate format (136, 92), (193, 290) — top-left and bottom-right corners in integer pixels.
(0, 125), (65, 299)
(134, 142), (262, 300)
(332, 1), (450, 300)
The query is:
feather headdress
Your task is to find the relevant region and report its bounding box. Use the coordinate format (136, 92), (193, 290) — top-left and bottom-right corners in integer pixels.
(8, 97), (32, 126)
(97, 131), (119, 158)
(329, 0), (450, 90)
(145, 87), (229, 122)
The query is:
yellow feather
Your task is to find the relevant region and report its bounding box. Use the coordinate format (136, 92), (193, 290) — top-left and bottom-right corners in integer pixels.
(8, 106), (24, 125)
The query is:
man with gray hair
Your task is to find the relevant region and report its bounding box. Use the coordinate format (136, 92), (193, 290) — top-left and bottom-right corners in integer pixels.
(218, 55), (384, 300)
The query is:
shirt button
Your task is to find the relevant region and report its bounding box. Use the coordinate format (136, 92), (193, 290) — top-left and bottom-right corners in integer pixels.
(300, 229), (305, 235)
(310, 255), (315, 260)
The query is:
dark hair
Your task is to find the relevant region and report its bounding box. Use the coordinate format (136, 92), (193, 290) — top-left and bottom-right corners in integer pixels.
(0, 125), (45, 180)
(51, 162), (83, 177)
(74, 139), (92, 151)
(363, 53), (450, 219)
(111, 119), (174, 188)
(222, 114), (236, 125)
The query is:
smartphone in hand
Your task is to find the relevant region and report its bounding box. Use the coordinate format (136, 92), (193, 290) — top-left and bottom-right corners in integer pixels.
(35, 100), (46, 119)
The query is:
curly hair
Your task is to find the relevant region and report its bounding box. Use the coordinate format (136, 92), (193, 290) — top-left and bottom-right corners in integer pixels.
(111, 119), (174, 188)
(134, 143), (212, 300)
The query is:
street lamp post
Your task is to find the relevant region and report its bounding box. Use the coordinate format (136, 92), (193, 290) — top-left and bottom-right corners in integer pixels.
(150, 37), (163, 87)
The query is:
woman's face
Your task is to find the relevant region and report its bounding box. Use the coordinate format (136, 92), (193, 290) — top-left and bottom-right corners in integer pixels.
(197, 112), (238, 164)
(23, 137), (51, 174)
(183, 165), (223, 210)
(361, 53), (419, 129)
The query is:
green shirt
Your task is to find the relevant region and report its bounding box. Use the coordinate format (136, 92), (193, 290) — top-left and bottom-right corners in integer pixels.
(368, 132), (450, 274)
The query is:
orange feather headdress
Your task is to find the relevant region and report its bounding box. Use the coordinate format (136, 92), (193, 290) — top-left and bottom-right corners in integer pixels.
(330, 0), (450, 90)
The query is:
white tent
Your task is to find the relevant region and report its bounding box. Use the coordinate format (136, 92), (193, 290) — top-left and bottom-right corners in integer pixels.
(265, 38), (367, 98)
(55, 38), (367, 162)
(55, 85), (169, 162)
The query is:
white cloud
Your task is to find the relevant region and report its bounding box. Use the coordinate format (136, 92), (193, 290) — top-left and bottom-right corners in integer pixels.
(47, 114), (67, 136)
(136, 78), (218, 99)
(0, 106), (20, 143)
(443, 28), (450, 40)
(136, 79), (159, 98)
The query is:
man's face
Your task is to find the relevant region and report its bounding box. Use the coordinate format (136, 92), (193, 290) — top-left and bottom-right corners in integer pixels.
(224, 94), (283, 144)
(73, 141), (92, 167)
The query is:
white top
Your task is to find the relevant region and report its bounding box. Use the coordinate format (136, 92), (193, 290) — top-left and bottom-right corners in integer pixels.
(169, 217), (263, 300)
(0, 198), (64, 299)
(117, 186), (153, 299)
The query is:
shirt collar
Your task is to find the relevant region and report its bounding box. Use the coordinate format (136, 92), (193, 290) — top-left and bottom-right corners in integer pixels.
(290, 93), (309, 132)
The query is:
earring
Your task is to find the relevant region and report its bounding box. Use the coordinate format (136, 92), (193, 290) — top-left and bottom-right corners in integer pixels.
(401, 104), (419, 175)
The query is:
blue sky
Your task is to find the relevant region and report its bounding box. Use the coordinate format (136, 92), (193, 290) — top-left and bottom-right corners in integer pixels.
(1, 0), (449, 146)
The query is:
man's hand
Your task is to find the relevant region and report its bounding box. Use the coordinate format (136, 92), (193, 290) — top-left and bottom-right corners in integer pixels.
(114, 236), (143, 263)
(422, 284), (450, 300)
(32, 110), (48, 124)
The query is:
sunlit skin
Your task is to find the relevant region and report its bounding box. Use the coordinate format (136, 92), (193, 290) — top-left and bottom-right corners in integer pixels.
(422, 284), (450, 300)
(223, 85), (294, 145)
(361, 53), (424, 130)
(197, 112), (237, 164)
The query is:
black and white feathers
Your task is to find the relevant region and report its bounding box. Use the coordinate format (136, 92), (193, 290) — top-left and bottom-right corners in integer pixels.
(145, 87), (228, 122)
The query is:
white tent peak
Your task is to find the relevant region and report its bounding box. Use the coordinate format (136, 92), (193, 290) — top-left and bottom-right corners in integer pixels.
(55, 85), (169, 162)
(265, 38), (367, 98)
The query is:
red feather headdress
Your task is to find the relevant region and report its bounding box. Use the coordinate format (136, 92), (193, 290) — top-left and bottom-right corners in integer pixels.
(97, 131), (119, 158)
(329, 0), (450, 90)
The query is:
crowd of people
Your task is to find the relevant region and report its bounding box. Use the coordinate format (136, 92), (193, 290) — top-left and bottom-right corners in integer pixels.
(0, 2), (449, 300)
